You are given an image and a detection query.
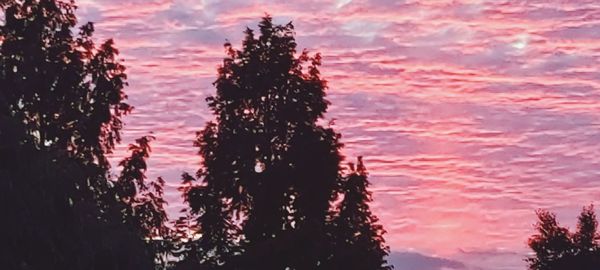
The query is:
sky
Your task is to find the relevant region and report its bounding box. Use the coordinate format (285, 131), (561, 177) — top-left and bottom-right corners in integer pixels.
(74, 1), (600, 269)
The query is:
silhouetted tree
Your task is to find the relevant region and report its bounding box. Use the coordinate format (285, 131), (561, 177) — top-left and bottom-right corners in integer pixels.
(0, 114), (155, 269)
(0, 1), (158, 269)
(572, 206), (600, 267)
(527, 205), (600, 270)
(115, 136), (171, 268)
(179, 15), (390, 270)
(172, 169), (238, 270)
(326, 157), (392, 270)
(1, 0), (130, 169)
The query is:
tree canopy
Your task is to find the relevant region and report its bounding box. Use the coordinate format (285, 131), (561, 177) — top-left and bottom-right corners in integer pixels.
(1, 2), (393, 269)
(8, 1), (600, 270)
(176, 15), (392, 270)
(0, 1), (164, 269)
(1, 0), (130, 169)
(527, 205), (600, 270)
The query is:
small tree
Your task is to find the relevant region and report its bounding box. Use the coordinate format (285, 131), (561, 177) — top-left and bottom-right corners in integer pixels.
(527, 205), (600, 270)
(327, 157), (392, 270)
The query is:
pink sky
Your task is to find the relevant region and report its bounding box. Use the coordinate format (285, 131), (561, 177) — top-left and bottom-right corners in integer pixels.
(76, 1), (600, 269)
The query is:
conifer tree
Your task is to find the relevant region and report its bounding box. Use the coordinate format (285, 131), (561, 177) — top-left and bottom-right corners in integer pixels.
(572, 206), (600, 267)
(1, 0), (130, 169)
(527, 205), (600, 270)
(0, 1), (157, 269)
(327, 157), (392, 270)
(180, 15), (390, 270)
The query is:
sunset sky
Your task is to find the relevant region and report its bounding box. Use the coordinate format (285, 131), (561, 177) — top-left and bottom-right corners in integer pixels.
(75, 1), (600, 269)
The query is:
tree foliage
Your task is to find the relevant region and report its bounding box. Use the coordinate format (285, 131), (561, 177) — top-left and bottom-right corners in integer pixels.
(1, 2), (391, 268)
(1, 0), (130, 169)
(178, 15), (391, 270)
(115, 135), (171, 268)
(527, 205), (600, 270)
(326, 157), (392, 270)
(0, 1), (162, 269)
(0, 126), (155, 269)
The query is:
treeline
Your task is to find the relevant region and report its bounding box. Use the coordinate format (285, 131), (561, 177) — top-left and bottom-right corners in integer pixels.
(0, 1), (390, 269)
(0, 1), (598, 270)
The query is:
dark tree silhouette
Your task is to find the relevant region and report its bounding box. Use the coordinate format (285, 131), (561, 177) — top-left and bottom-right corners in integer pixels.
(178, 15), (391, 270)
(0, 1), (160, 269)
(1, 0), (130, 169)
(0, 127), (156, 269)
(115, 136), (171, 268)
(326, 157), (392, 270)
(527, 205), (600, 270)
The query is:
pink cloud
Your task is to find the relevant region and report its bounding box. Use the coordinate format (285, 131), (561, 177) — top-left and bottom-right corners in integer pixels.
(76, 1), (600, 269)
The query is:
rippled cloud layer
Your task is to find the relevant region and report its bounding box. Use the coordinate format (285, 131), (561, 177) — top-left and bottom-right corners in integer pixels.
(76, 1), (600, 269)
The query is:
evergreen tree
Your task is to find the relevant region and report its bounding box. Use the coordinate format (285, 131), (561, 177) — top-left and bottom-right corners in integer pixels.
(527, 205), (600, 270)
(572, 205), (600, 267)
(179, 15), (390, 270)
(0, 111), (155, 269)
(0, 1), (157, 269)
(1, 0), (130, 169)
(327, 157), (392, 270)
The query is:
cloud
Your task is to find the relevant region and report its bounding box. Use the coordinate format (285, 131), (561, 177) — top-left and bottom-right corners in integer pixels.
(74, 2), (600, 270)
(389, 252), (469, 270)
(544, 24), (600, 40)
(452, 249), (525, 270)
